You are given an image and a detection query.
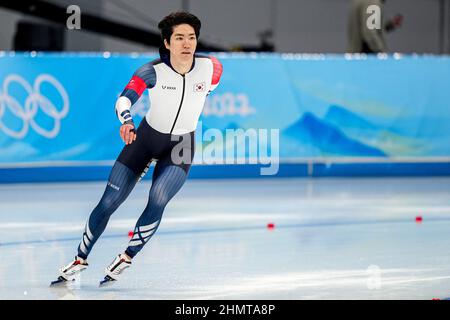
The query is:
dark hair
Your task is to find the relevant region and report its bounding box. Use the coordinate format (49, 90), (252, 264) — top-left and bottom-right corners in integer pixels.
(158, 11), (201, 44)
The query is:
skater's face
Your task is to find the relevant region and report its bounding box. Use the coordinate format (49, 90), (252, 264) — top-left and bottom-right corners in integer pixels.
(164, 24), (197, 62)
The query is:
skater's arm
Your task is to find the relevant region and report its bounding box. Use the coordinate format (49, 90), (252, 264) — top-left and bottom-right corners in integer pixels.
(115, 62), (157, 126)
(208, 56), (223, 94)
(115, 62), (157, 145)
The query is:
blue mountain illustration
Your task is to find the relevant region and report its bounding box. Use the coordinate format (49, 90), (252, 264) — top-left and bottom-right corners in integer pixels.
(283, 112), (386, 156)
(324, 105), (378, 130)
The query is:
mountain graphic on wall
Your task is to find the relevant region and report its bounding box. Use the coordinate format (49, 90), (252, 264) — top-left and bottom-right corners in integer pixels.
(283, 112), (386, 156)
(322, 105), (426, 156)
(323, 105), (379, 130)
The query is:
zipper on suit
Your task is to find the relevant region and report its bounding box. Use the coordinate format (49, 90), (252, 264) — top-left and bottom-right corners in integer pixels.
(170, 74), (186, 134)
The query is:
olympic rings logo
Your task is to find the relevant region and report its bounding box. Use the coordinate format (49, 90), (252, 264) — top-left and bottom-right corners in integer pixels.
(0, 74), (69, 139)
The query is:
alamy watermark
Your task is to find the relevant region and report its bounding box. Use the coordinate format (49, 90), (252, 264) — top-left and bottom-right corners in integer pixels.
(366, 5), (381, 30)
(66, 5), (81, 30)
(170, 122), (280, 176)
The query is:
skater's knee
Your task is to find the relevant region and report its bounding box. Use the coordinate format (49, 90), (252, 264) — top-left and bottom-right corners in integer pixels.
(98, 197), (115, 211)
(150, 193), (170, 211)
(98, 192), (123, 212)
(149, 186), (172, 208)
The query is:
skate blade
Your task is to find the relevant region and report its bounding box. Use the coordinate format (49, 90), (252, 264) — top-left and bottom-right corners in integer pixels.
(99, 275), (116, 287)
(50, 276), (73, 287)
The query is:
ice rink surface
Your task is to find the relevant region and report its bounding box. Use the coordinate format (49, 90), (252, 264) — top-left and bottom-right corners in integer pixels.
(0, 177), (450, 300)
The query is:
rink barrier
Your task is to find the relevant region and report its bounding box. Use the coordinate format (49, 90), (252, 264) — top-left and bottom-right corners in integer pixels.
(0, 161), (449, 183)
(1, 52), (450, 181)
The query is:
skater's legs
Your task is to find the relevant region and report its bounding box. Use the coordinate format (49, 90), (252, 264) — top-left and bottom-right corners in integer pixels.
(77, 161), (139, 259)
(124, 159), (190, 258)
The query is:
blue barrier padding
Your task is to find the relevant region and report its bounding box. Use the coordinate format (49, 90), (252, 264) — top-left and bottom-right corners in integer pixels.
(312, 162), (450, 177)
(0, 162), (449, 183)
(2, 53), (450, 181)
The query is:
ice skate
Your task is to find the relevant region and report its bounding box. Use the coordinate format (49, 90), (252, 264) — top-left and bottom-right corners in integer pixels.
(99, 254), (131, 287)
(50, 256), (88, 286)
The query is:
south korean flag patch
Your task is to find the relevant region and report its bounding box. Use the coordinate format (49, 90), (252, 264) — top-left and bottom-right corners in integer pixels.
(194, 82), (206, 92)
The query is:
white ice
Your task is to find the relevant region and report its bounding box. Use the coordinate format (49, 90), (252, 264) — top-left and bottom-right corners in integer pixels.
(0, 177), (450, 300)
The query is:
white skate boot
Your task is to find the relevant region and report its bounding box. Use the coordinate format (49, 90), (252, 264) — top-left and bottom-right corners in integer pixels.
(50, 256), (89, 286)
(99, 254), (131, 287)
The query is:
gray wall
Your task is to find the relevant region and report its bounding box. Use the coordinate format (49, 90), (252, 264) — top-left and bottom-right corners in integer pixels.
(0, 0), (448, 53)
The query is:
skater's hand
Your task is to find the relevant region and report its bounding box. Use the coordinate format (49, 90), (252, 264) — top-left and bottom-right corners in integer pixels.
(120, 123), (136, 145)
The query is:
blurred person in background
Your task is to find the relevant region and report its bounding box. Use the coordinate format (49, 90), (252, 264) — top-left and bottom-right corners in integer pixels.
(347, 0), (403, 53)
